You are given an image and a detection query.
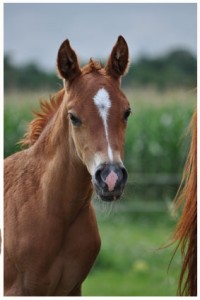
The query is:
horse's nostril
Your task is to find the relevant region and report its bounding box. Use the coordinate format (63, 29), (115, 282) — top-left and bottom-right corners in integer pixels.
(95, 168), (102, 183)
(94, 166), (107, 189)
(121, 166), (128, 184)
(94, 164), (128, 191)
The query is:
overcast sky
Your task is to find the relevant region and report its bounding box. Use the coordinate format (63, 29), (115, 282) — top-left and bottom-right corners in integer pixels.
(4, 3), (197, 71)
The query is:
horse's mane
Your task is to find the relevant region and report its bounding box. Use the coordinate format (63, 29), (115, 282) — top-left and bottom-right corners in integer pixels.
(20, 89), (65, 147)
(20, 60), (104, 148)
(173, 110), (197, 296)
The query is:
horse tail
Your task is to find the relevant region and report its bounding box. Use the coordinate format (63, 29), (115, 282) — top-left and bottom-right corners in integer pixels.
(173, 110), (197, 296)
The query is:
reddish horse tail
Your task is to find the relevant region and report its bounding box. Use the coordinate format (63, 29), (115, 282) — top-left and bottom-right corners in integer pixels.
(173, 110), (197, 296)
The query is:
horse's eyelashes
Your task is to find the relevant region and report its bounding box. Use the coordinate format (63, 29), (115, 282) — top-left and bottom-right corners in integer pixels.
(69, 113), (82, 126)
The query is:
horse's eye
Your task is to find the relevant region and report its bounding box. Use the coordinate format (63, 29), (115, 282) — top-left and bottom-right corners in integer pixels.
(69, 113), (81, 126)
(124, 108), (132, 121)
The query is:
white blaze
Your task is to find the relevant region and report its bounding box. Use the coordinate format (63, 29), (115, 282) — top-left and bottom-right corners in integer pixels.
(93, 88), (113, 161)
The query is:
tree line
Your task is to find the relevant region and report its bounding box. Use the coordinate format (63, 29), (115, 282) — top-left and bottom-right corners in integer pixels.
(4, 49), (196, 91)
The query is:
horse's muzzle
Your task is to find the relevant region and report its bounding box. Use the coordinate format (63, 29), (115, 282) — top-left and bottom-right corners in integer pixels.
(93, 163), (128, 201)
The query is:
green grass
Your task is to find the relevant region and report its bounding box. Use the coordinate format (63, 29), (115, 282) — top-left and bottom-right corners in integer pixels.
(82, 200), (181, 296)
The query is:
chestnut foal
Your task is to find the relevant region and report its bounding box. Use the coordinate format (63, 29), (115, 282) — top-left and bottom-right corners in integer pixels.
(4, 36), (131, 295)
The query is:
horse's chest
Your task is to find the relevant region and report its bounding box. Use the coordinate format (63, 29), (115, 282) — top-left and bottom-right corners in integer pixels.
(13, 206), (101, 295)
(53, 229), (100, 295)
(52, 211), (101, 295)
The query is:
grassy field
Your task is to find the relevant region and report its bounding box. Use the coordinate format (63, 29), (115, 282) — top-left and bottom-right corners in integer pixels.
(82, 199), (181, 296)
(4, 88), (196, 296)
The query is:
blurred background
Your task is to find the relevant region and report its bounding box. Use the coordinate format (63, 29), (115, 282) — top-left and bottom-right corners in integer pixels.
(4, 3), (197, 296)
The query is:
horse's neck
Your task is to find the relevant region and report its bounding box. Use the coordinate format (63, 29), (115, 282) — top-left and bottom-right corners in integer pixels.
(32, 100), (93, 221)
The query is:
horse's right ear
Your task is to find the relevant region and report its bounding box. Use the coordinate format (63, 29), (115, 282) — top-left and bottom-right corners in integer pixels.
(57, 39), (81, 82)
(105, 35), (129, 80)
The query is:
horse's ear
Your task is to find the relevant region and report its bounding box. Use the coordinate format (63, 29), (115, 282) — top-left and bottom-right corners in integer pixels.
(105, 35), (129, 79)
(57, 39), (81, 82)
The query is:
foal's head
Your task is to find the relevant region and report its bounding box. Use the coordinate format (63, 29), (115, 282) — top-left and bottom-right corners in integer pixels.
(57, 36), (131, 201)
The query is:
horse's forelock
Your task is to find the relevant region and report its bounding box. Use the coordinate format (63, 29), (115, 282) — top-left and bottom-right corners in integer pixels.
(81, 59), (105, 75)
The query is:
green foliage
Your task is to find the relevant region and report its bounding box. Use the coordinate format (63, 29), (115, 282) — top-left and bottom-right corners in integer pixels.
(4, 91), (46, 157)
(123, 49), (197, 90)
(4, 104), (31, 157)
(124, 103), (193, 175)
(4, 55), (62, 91)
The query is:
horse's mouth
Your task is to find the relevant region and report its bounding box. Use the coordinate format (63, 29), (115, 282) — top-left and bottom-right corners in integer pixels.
(98, 192), (122, 202)
(93, 183), (123, 202)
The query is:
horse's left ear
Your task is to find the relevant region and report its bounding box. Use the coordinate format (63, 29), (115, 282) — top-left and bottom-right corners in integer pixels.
(105, 35), (129, 80)
(57, 39), (81, 82)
